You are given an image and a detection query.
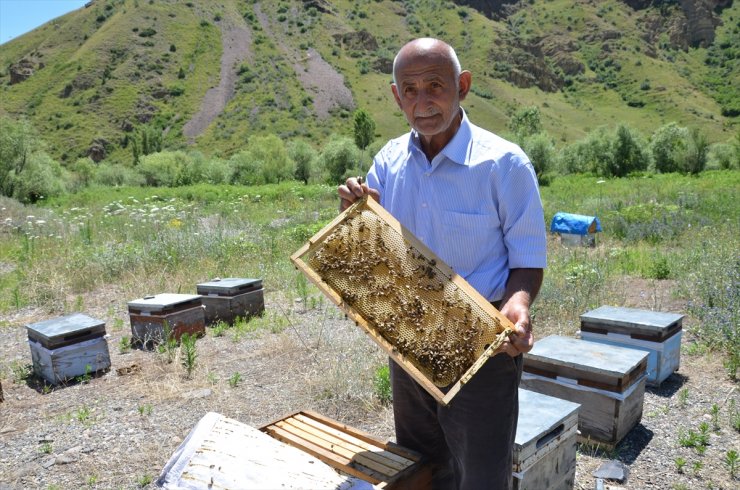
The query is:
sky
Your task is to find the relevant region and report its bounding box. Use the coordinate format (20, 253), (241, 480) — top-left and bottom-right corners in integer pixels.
(0, 0), (89, 44)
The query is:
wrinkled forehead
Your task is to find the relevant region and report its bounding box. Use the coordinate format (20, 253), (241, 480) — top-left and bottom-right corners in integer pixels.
(394, 47), (456, 81)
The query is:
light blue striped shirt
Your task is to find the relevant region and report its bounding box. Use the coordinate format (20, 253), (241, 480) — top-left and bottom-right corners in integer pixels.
(366, 109), (547, 302)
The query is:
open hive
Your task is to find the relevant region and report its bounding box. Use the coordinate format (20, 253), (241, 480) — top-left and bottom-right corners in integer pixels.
(291, 196), (514, 405)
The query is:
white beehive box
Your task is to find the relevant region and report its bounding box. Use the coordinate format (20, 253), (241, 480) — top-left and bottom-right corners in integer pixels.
(26, 313), (111, 385)
(580, 305), (683, 386)
(196, 278), (264, 325)
(513, 389), (580, 490)
(522, 335), (648, 447)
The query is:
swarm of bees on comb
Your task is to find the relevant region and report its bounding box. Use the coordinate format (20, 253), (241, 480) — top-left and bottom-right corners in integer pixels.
(307, 205), (507, 387)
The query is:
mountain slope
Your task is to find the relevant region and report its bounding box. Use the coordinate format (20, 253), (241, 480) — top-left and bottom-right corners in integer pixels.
(0, 0), (736, 165)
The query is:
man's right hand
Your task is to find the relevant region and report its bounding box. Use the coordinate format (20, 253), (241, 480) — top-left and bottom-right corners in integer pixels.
(338, 176), (380, 211)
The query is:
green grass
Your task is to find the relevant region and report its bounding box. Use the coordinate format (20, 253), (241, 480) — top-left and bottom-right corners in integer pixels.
(0, 0), (736, 165)
(0, 171), (737, 378)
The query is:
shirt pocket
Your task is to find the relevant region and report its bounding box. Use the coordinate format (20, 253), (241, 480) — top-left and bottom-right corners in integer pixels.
(437, 210), (498, 275)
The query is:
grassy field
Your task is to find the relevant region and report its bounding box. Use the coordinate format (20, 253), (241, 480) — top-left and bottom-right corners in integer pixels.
(0, 171), (738, 488)
(1, 170), (737, 371)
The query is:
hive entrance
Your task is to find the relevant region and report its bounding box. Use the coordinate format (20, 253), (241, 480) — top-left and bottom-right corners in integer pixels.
(292, 197), (513, 404)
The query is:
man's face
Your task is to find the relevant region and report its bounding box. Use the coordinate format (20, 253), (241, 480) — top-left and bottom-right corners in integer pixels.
(391, 50), (468, 146)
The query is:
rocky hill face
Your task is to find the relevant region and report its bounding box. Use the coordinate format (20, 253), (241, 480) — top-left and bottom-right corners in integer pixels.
(0, 0), (736, 164)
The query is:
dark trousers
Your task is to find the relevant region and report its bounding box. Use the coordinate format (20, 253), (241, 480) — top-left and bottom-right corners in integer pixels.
(390, 353), (523, 490)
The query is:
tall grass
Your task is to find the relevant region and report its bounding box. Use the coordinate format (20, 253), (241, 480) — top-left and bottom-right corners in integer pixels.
(1, 171), (737, 374)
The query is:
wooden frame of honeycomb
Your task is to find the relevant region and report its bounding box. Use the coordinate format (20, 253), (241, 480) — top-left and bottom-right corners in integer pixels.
(291, 196), (514, 406)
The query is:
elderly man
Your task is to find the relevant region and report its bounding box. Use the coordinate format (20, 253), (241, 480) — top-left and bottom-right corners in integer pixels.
(338, 38), (546, 489)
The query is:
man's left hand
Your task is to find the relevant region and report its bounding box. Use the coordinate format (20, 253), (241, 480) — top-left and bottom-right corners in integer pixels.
(497, 300), (534, 357)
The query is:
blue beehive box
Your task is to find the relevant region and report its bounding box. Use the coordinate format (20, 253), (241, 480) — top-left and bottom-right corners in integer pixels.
(550, 212), (601, 247)
(513, 389), (580, 490)
(580, 305), (683, 386)
(26, 313), (111, 385)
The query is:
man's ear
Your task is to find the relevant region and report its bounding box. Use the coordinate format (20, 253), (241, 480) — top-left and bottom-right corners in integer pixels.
(458, 70), (472, 101)
(391, 83), (403, 110)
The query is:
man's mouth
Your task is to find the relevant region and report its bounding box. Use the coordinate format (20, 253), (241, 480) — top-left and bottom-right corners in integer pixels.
(414, 109), (440, 118)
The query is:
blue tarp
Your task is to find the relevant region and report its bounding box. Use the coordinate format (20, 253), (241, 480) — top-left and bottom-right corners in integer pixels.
(550, 212), (602, 235)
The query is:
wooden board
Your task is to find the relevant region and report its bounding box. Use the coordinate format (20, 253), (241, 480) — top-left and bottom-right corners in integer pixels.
(157, 412), (374, 489)
(129, 305), (205, 346)
(260, 410), (430, 489)
(291, 196), (514, 406)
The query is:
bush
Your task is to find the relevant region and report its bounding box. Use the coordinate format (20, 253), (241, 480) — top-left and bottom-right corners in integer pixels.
(288, 140), (317, 184)
(706, 142), (739, 170)
(650, 123), (688, 173)
(138, 151), (191, 187)
(6, 151), (70, 203)
(607, 124), (648, 177)
(230, 135), (293, 185)
(69, 157), (96, 191)
(319, 136), (361, 183)
(93, 163), (145, 187)
(521, 132), (555, 185)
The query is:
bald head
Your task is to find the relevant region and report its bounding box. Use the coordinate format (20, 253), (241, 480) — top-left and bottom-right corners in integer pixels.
(392, 38), (462, 86)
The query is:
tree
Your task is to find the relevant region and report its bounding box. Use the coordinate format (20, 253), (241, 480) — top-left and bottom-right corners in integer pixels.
(521, 132), (555, 184)
(353, 109), (376, 151)
(509, 106), (542, 140)
(230, 135), (293, 185)
(650, 122), (688, 173)
(288, 140), (317, 184)
(319, 136), (361, 184)
(6, 151), (69, 203)
(0, 116), (37, 197)
(610, 124), (648, 177)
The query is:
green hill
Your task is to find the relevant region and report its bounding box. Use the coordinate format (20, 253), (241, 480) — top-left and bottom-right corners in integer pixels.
(0, 0), (737, 165)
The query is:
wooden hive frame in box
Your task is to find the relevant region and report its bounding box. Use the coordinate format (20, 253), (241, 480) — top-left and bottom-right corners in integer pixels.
(261, 410), (431, 488)
(291, 196), (514, 406)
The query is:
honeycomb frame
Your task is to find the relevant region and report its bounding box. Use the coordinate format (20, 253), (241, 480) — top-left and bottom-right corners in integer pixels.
(291, 196), (514, 406)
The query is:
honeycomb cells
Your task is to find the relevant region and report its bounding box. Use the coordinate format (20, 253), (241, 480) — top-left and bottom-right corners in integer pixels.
(307, 208), (504, 387)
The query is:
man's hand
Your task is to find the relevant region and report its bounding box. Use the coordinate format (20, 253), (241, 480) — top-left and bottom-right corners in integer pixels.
(338, 176), (381, 211)
(493, 268), (543, 358)
(498, 300), (534, 357)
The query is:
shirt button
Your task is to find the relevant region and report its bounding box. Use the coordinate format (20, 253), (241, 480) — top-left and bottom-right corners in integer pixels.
(421, 203), (428, 208)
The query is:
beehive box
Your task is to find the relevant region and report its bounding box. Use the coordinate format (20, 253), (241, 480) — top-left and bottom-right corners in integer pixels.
(261, 410), (431, 489)
(521, 335), (648, 447)
(128, 294), (205, 346)
(196, 278), (264, 325)
(25, 313), (111, 385)
(580, 305), (683, 386)
(157, 411), (430, 490)
(513, 389), (579, 490)
(291, 196), (514, 406)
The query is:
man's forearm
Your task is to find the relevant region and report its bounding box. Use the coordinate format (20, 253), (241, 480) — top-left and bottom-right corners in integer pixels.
(500, 268), (544, 310)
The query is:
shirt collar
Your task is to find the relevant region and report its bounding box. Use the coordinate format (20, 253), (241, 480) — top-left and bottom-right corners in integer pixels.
(408, 108), (471, 166)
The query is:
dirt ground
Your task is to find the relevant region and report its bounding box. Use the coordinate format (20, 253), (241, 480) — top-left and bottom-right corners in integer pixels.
(0, 281), (738, 489)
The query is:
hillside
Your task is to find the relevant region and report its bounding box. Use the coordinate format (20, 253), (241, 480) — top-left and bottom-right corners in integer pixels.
(0, 0), (737, 165)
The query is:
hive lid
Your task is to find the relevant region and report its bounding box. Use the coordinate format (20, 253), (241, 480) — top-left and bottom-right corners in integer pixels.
(127, 293), (202, 312)
(581, 305), (684, 334)
(196, 278), (262, 295)
(26, 313), (105, 343)
(515, 388), (580, 449)
(525, 335), (648, 378)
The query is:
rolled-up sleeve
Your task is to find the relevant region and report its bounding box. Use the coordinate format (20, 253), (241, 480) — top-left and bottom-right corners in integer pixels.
(496, 154), (547, 270)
